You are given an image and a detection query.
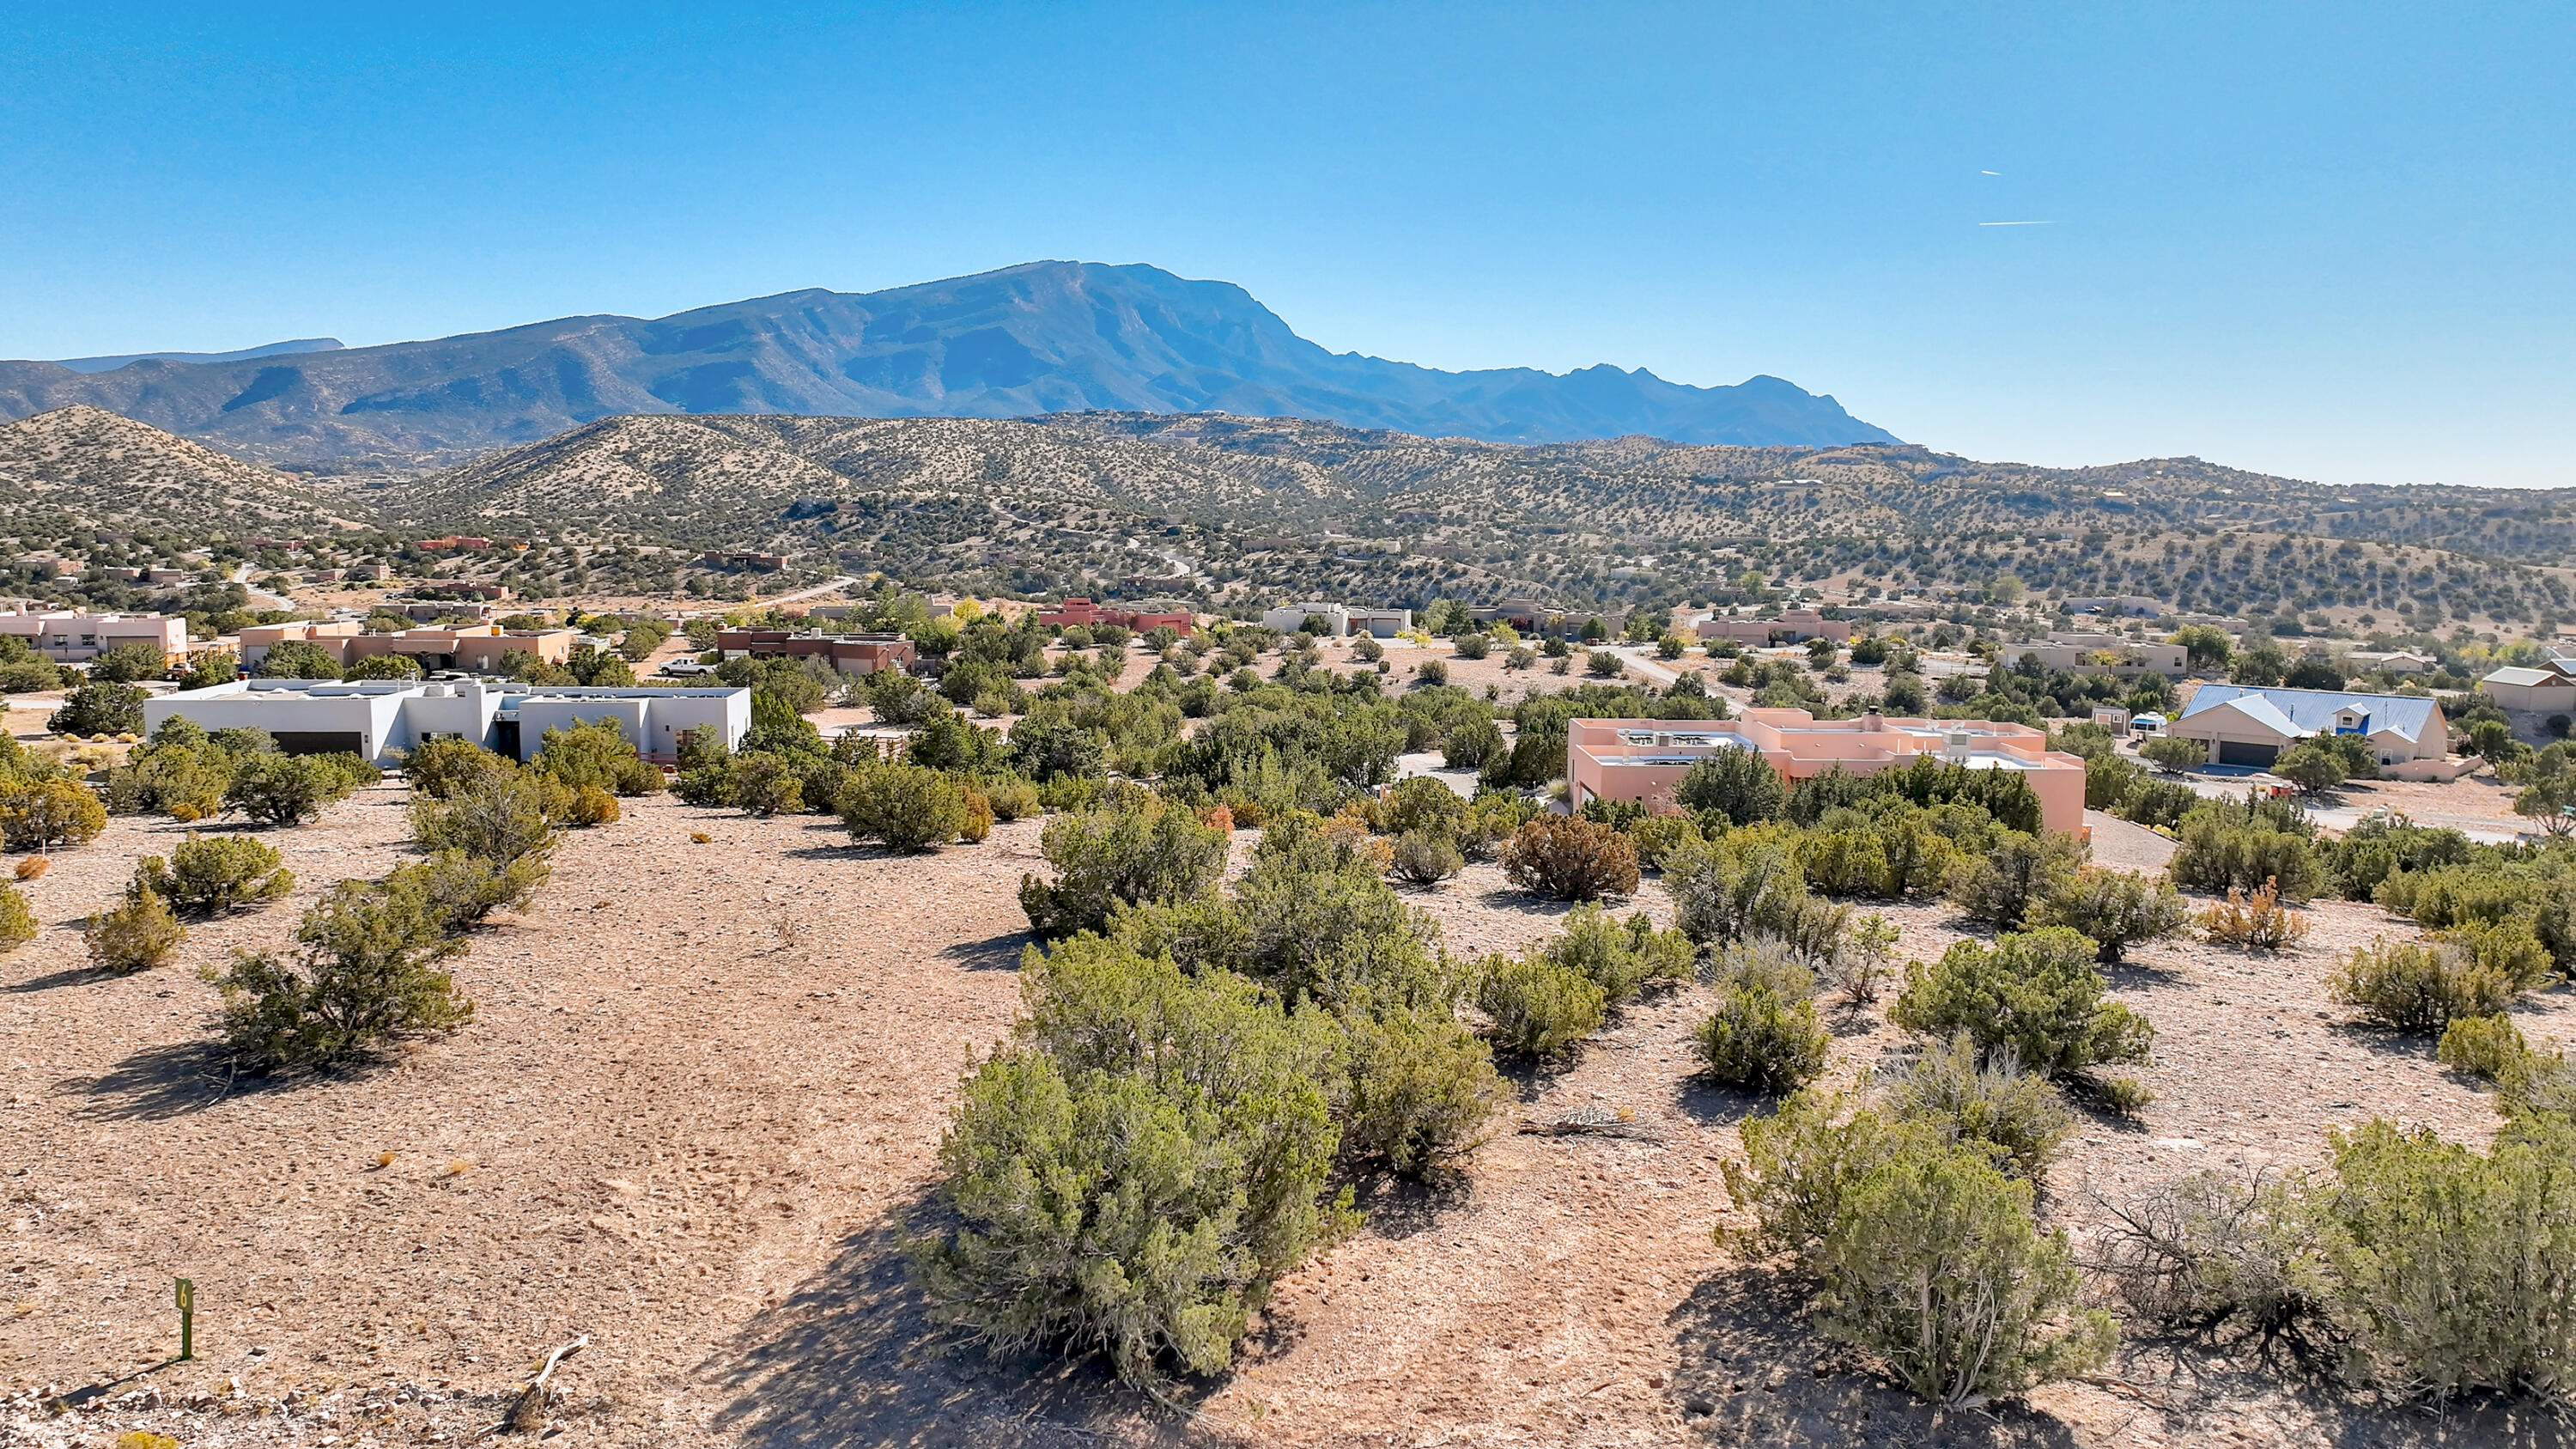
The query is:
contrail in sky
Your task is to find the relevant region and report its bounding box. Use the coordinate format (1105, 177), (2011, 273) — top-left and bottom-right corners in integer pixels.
(1978, 220), (2057, 226)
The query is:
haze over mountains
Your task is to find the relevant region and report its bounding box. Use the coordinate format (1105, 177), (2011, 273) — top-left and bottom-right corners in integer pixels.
(0, 262), (1894, 467)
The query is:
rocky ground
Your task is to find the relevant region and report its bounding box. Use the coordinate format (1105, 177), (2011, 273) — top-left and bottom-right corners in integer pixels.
(4, 775), (2572, 1446)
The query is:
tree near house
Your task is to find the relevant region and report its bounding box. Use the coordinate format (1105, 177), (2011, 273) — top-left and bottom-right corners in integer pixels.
(2139, 736), (2205, 774)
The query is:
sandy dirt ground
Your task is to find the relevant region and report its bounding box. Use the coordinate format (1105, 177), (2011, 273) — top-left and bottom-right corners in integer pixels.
(7, 760), (2574, 1447)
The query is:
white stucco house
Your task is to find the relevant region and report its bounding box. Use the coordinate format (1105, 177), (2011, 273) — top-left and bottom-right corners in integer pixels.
(143, 679), (750, 767)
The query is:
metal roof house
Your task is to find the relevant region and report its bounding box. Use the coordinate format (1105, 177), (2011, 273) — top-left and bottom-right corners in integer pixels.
(2170, 685), (2446, 769)
(2482, 663), (2576, 715)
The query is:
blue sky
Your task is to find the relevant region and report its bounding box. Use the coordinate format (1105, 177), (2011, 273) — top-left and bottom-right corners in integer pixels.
(4, 3), (2568, 485)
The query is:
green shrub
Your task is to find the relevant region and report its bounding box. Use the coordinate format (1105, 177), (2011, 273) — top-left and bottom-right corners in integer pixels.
(1798, 828), (1892, 898)
(837, 762), (975, 851)
(383, 847), (548, 929)
(1337, 1005), (1504, 1177)
(1722, 1090), (2114, 1403)
(2437, 1014), (2530, 1081)
(1388, 830), (1463, 886)
(531, 718), (647, 793)
(2438, 916), (2554, 989)
(2321, 1117), (2576, 1399)
(0, 777), (108, 849)
(908, 935), (1352, 1388)
(1879, 1033), (2069, 1178)
(1891, 926), (2154, 1084)
(2170, 807), (2323, 901)
(2327, 937), (2516, 1033)
(83, 882), (185, 973)
(983, 776), (1042, 821)
(1442, 716), (1505, 770)
(1624, 813), (1705, 871)
(207, 877), (473, 1071)
(1662, 833), (1811, 947)
(1473, 953), (1605, 1057)
(2036, 865), (2188, 962)
(404, 737), (515, 799)
(2117, 779), (2203, 831)
(137, 833), (294, 912)
(1501, 815), (1638, 900)
(1674, 748), (1786, 825)
(1945, 830), (2086, 930)
(1534, 902), (1692, 1004)
(2140, 735), (2206, 772)
(47, 682), (148, 736)
(1817, 1140), (2114, 1404)
(0, 882), (33, 952)
(105, 735), (237, 820)
(225, 752), (374, 825)
(1694, 983), (1830, 1095)
(1018, 792), (1229, 938)
(1381, 776), (1468, 842)
(725, 751), (804, 816)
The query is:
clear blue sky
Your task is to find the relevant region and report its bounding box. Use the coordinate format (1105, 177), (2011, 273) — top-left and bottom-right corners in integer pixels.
(4, 3), (2568, 485)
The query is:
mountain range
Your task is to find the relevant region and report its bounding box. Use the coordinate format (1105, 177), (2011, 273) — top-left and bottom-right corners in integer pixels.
(0, 262), (1894, 467)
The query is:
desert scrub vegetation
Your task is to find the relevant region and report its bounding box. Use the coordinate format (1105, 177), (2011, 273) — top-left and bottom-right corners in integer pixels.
(136, 832), (293, 912)
(2092, 1117), (2576, 1402)
(2197, 878), (2311, 951)
(530, 717), (666, 796)
(224, 750), (379, 826)
(2326, 935), (2524, 1032)
(1018, 788), (1229, 938)
(1502, 814), (1640, 900)
(911, 936), (1354, 1390)
(835, 760), (982, 851)
(206, 874), (474, 1071)
(1891, 925), (2154, 1109)
(2167, 792), (2324, 901)
(1722, 1087), (2113, 1405)
(0, 734), (107, 850)
(918, 800), (1517, 1380)
(1694, 982), (1829, 1094)
(83, 881), (185, 974)
(105, 717), (281, 820)
(0, 880), (38, 952)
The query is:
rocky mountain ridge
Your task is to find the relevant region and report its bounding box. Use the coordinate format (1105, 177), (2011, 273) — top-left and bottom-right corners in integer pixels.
(0, 262), (1893, 466)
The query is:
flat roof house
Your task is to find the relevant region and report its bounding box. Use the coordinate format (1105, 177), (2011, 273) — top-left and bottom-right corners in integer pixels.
(0, 608), (191, 665)
(2013, 634), (2190, 680)
(1696, 610), (1853, 646)
(1261, 603), (1413, 638)
(1566, 711), (2088, 836)
(714, 629), (917, 675)
(144, 679), (750, 767)
(1033, 598), (1195, 634)
(2169, 685), (2446, 769)
(238, 621), (579, 673)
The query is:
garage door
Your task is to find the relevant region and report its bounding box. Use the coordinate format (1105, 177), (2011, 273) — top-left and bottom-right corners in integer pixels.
(270, 731), (366, 758)
(2216, 740), (2280, 767)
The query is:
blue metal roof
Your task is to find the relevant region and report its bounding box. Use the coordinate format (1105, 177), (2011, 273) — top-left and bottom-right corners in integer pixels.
(2178, 685), (2439, 744)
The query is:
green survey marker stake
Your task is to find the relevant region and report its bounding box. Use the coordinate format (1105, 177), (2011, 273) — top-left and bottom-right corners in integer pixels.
(174, 1277), (195, 1361)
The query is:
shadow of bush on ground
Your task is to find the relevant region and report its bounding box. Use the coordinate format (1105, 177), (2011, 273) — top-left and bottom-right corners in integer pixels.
(699, 1204), (1250, 1449)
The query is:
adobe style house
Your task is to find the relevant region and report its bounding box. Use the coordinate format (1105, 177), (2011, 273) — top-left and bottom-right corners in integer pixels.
(237, 621), (580, 673)
(1566, 711), (2088, 836)
(1696, 610), (1852, 646)
(0, 607), (191, 665)
(144, 679), (750, 766)
(714, 629), (916, 674)
(1036, 598), (1195, 633)
(2168, 685), (2447, 770)
(1261, 602), (1412, 638)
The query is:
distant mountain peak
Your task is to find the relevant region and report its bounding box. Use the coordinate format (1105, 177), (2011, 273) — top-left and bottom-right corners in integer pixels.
(44, 337), (343, 374)
(0, 265), (1891, 466)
